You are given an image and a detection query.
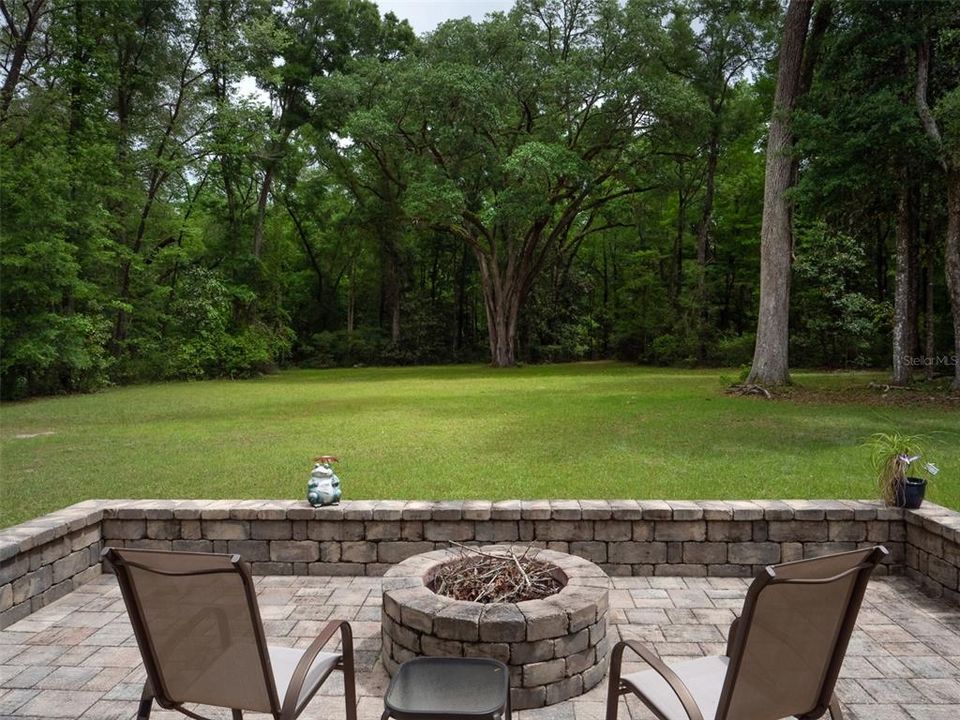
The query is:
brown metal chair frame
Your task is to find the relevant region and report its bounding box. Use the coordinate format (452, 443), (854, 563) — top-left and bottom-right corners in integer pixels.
(605, 546), (889, 720)
(103, 547), (358, 720)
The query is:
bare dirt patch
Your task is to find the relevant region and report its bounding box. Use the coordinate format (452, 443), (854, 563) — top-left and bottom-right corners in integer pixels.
(728, 380), (959, 409)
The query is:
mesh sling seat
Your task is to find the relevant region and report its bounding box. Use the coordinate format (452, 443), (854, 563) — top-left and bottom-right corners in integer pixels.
(605, 546), (888, 720)
(102, 547), (357, 720)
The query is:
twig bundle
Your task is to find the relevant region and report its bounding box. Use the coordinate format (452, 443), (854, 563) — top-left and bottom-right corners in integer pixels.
(431, 544), (563, 603)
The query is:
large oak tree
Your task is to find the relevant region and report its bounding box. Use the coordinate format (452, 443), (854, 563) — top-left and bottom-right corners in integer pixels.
(337, 0), (687, 366)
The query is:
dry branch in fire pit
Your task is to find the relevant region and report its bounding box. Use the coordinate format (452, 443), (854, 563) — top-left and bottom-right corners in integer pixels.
(429, 544), (563, 603)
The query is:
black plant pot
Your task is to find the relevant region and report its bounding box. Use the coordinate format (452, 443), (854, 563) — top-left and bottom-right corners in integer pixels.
(894, 477), (927, 509)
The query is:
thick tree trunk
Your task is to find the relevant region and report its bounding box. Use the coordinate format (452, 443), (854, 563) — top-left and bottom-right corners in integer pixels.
(892, 178), (914, 384)
(379, 228), (401, 345)
(252, 127), (293, 259)
(924, 222), (936, 381)
(476, 251), (523, 367)
(284, 200), (325, 313)
(347, 276), (355, 336)
(696, 135), (718, 363)
(907, 186), (920, 366)
(915, 38), (959, 391)
(0, 0), (46, 122)
(214, 1), (239, 240)
(252, 163), (274, 259)
(673, 182), (686, 307)
(454, 247), (469, 353)
(945, 169), (960, 392)
(747, 0), (813, 386)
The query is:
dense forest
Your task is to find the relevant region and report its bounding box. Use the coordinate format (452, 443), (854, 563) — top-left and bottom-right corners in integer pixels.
(1, 0), (958, 399)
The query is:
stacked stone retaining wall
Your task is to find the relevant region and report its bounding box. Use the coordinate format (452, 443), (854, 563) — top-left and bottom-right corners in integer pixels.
(2, 499), (958, 628)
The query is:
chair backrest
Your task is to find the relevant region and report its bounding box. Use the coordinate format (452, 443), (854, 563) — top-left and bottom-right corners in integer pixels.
(103, 547), (279, 714)
(716, 545), (887, 720)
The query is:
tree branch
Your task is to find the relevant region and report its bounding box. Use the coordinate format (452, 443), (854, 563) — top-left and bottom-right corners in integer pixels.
(916, 38), (947, 171)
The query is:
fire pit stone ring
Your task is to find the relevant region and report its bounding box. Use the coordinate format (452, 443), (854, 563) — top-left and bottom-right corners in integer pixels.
(381, 544), (610, 710)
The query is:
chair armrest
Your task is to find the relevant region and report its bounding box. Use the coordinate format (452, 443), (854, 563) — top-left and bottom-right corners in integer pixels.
(280, 619), (353, 719)
(726, 616), (740, 656)
(608, 639), (705, 720)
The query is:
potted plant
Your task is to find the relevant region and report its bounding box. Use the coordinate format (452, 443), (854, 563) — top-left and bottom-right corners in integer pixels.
(865, 432), (940, 509)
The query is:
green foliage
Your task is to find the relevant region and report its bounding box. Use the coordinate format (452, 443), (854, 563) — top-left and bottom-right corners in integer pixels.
(863, 431), (932, 505)
(792, 224), (887, 367)
(715, 333), (757, 368)
(0, 107), (113, 399)
(301, 328), (387, 367)
(0, 0), (957, 397)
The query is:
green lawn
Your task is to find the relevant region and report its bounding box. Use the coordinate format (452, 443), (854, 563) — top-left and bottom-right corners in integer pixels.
(1, 363), (958, 527)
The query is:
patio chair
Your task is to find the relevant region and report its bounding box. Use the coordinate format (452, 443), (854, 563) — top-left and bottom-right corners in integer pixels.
(605, 546), (888, 720)
(102, 547), (357, 720)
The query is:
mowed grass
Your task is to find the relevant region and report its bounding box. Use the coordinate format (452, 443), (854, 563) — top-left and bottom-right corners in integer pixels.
(1, 362), (958, 527)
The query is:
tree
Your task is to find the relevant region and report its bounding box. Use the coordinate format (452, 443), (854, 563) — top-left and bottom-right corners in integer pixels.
(340, 0), (682, 366)
(0, 0), (49, 123)
(916, 25), (960, 391)
(747, 0), (816, 386)
(663, 0), (777, 361)
(246, 0), (412, 260)
(794, 0), (957, 386)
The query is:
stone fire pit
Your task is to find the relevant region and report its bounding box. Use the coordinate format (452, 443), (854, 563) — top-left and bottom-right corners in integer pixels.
(381, 545), (610, 709)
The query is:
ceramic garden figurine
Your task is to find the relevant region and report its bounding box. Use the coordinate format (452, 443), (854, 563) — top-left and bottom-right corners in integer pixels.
(307, 455), (342, 507)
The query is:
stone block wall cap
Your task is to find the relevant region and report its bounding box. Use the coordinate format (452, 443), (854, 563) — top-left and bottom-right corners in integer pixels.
(372, 501), (407, 520)
(578, 500), (612, 520)
(515, 597), (563, 613)
(726, 500), (765, 520)
(199, 501), (234, 519)
(933, 517), (960, 544)
(342, 500), (376, 520)
(403, 587), (455, 612)
(490, 500), (522, 520)
(384, 585), (435, 602)
(639, 500), (672, 519)
(560, 565), (607, 578)
(908, 503), (957, 519)
(382, 576), (422, 591)
(431, 501), (464, 520)
(461, 500), (493, 521)
(435, 598), (485, 615)
(565, 577), (610, 588)
(0, 541), (20, 562)
(816, 500), (856, 520)
(229, 501), (263, 520)
(751, 500), (793, 520)
(550, 500), (582, 520)
(554, 584), (608, 601)
(609, 500), (644, 520)
(782, 500), (827, 520)
(877, 506), (906, 521)
(400, 501), (435, 520)
(479, 602), (523, 618)
(696, 501), (735, 520)
(667, 501), (704, 520)
(838, 500), (879, 520)
(520, 501), (553, 520)
(305, 505), (345, 519)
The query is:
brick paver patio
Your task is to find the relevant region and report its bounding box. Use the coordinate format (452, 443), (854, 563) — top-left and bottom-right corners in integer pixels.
(0, 574), (957, 720)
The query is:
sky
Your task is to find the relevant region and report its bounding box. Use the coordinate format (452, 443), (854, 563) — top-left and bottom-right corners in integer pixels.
(376, 0), (516, 34)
